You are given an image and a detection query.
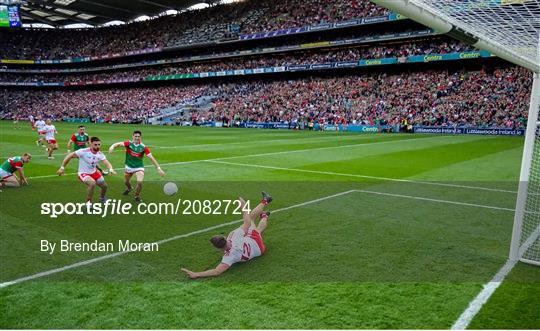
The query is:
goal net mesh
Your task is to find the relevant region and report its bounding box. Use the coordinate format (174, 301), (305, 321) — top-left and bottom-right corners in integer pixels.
(521, 114), (540, 264)
(405, 0), (540, 72)
(385, 0), (540, 264)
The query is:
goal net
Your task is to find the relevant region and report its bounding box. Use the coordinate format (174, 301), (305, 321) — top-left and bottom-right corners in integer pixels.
(372, 0), (540, 265)
(519, 121), (540, 265)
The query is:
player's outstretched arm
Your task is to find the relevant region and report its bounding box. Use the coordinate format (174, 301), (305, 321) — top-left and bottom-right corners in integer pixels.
(181, 263), (229, 279)
(108, 142), (124, 154)
(147, 154), (165, 176)
(101, 159), (117, 175)
(67, 138), (73, 151)
(57, 152), (77, 176)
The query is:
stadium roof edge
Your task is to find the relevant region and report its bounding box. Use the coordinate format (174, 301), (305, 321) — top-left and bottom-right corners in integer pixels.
(16, 0), (224, 28)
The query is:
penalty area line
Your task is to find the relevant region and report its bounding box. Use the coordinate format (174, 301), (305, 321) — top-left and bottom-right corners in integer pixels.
(0, 190), (356, 289)
(205, 160), (518, 194)
(451, 259), (517, 330)
(451, 225), (539, 330)
(354, 190), (516, 212)
(27, 135), (440, 180)
(351, 189), (523, 330)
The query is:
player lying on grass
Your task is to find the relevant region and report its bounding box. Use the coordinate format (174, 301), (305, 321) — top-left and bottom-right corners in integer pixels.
(181, 192), (273, 279)
(108, 130), (165, 202)
(57, 137), (116, 203)
(0, 153), (31, 189)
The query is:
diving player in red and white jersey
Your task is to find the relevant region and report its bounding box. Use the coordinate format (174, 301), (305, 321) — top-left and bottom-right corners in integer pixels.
(43, 119), (58, 159)
(181, 192), (272, 279)
(56, 136), (117, 203)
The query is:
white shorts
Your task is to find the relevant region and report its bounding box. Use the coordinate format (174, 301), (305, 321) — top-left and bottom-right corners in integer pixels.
(125, 166), (145, 174)
(0, 168), (14, 180)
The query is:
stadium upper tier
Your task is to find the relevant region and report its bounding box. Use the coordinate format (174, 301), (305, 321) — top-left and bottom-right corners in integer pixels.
(2, 66), (531, 129)
(0, 0), (389, 60)
(0, 39), (471, 85)
(1, 28), (435, 73)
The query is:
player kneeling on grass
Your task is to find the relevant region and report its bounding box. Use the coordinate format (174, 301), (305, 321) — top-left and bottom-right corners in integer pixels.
(56, 137), (116, 203)
(181, 192), (272, 279)
(0, 153), (31, 189)
(108, 130), (165, 203)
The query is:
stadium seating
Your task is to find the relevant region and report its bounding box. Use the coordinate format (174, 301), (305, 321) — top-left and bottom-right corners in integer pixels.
(0, 40), (471, 84)
(0, 0), (389, 59)
(0, 0), (531, 129)
(2, 67), (531, 128)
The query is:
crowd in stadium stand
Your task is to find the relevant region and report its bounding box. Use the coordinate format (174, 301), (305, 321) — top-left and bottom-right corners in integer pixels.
(1, 86), (205, 123)
(0, 40), (470, 84)
(201, 67), (530, 129)
(0, 0), (389, 60)
(2, 67), (531, 128)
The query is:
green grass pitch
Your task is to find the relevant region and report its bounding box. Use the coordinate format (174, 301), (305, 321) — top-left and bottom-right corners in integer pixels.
(0, 120), (538, 329)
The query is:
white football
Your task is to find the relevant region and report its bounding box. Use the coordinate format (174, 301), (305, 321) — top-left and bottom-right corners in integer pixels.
(163, 182), (178, 196)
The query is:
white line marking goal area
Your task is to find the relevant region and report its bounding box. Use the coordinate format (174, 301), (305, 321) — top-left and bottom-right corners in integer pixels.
(0, 189), (521, 329)
(0, 190), (356, 288)
(205, 160), (518, 194)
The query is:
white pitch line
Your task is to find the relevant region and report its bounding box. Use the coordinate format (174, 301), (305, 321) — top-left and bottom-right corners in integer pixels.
(206, 135), (448, 161)
(206, 160), (518, 194)
(352, 189), (524, 330)
(354, 190), (516, 212)
(1, 133), (384, 159)
(152, 134), (380, 149)
(0, 190), (356, 289)
(28, 135), (441, 180)
(451, 259), (517, 330)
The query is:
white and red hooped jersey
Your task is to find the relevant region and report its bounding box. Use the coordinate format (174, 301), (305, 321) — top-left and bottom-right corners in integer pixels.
(35, 120), (46, 132)
(43, 124), (56, 140)
(220, 227), (263, 266)
(75, 148), (106, 175)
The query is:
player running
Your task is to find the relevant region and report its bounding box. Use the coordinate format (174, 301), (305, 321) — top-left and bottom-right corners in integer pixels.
(12, 115), (22, 130)
(108, 130), (165, 202)
(43, 119), (58, 159)
(181, 192), (272, 279)
(0, 153), (32, 189)
(29, 115), (35, 130)
(67, 125), (89, 152)
(57, 137), (116, 203)
(34, 116), (47, 147)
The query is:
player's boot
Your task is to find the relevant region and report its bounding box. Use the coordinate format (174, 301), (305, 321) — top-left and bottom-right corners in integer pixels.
(122, 189), (132, 195)
(261, 191), (273, 204)
(134, 196), (142, 203)
(99, 197), (108, 204)
(260, 211), (271, 219)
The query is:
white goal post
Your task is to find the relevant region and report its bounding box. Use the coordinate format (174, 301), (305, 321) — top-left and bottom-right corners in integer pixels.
(372, 0), (540, 266)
